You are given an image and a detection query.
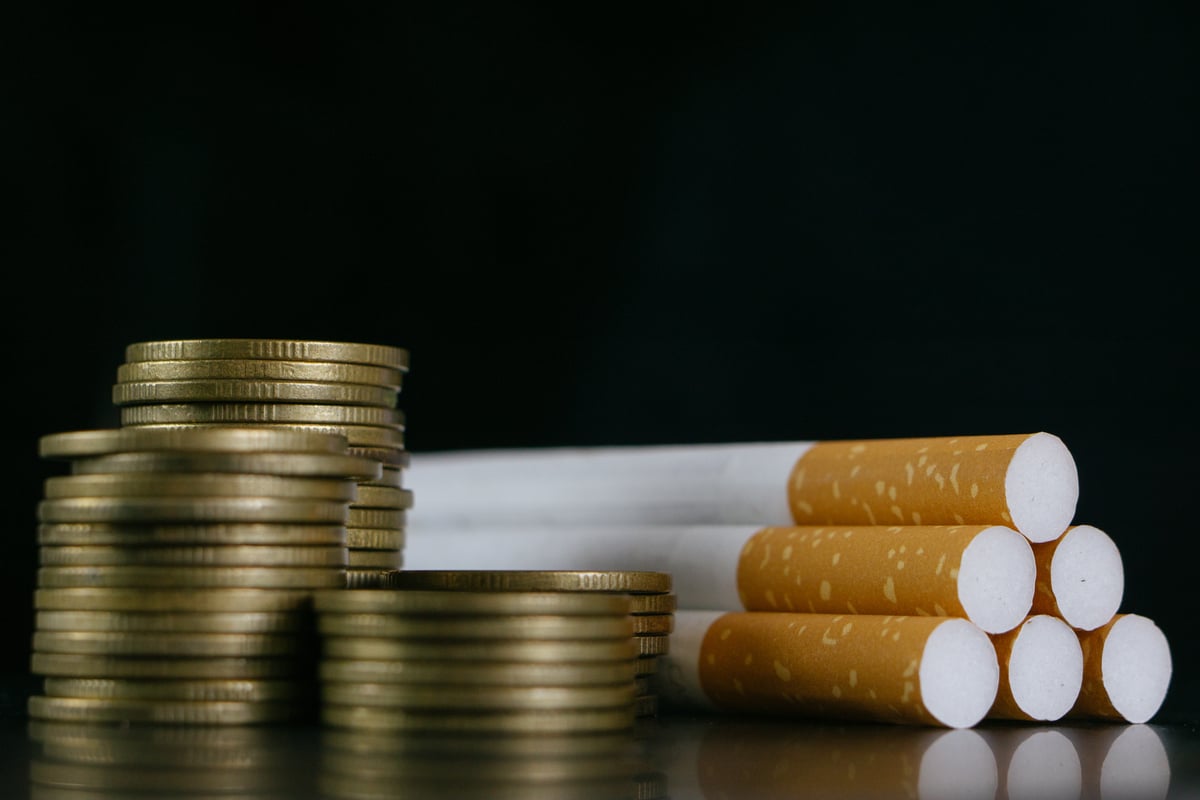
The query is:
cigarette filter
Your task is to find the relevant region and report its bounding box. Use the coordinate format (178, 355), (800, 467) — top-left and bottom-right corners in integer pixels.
(1030, 524), (1124, 631)
(658, 610), (999, 728)
(1068, 614), (1172, 724)
(738, 524), (1036, 634)
(405, 432), (1079, 543)
(987, 615), (1083, 721)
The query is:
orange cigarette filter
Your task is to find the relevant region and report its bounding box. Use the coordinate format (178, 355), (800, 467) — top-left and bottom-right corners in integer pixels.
(787, 433), (1078, 543)
(736, 524), (1035, 634)
(696, 611), (998, 728)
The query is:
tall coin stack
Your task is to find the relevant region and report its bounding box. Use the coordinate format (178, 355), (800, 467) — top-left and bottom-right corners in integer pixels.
(313, 588), (651, 798)
(384, 570), (676, 717)
(112, 339), (413, 588)
(29, 426), (376, 726)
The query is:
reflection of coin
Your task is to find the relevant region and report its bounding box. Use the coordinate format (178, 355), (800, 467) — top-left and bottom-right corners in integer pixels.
(317, 614), (634, 640)
(69, 451), (381, 480)
(34, 588), (313, 612)
(29, 759), (298, 793)
(39, 426), (349, 458)
(38, 497), (350, 524)
(322, 705), (635, 734)
(320, 683), (636, 710)
(313, 590), (631, 617)
(28, 695), (300, 725)
(33, 631), (311, 658)
(321, 728), (636, 758)
(124, 339), (410, 370)
(318, 659), (637, 687)
(39, 545), (346, 568)
(320, 750), (631, 782)
(37, 566), (346, 589)
(44, 473), (357, 501)
(42, 678), (309, 703)
(388, 570), (672, 594)
(120, 402), (405, 427)
(30, 653), (304, 679)
(38, 523), (346, 547)
(112, 380), (399, 408)
(323, 638), (638, 663)
(35, 611), (309, 634)
(116, 359), (404, 388)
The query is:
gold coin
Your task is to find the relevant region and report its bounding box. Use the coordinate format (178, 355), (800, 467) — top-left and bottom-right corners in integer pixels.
(116, 359), (404, 388)
(359, 465), (405, 489)
(636, 636), (669, 657)
(39, 426), (349, 459)
(35, 588), (313, 613)
(321, 705), (635, 734)
(33, 631), (312, 658)
(112, 380), (399, 408)
(37, 496), (349, 524)
(387, 570), (673, 594)
(35, 610), (309, 634)
(345, 528), (405, 550)
(44, 473), (358, 501)
(345, 550), (403, 569)
(320, 683), (636, 711)
(38, 522), (346, 547)
(634, 695), (658, 717)
(634, 657), (658, 676)
(345, 508), (407, 528)
(120, 402), (406, 428)
(318, 659), (636, 687)
(40, 545), (347, 568)
(350, 485), (411, 509)
(30, 652), (306, 679)
(43, 678), (310, 703)
(322, 638), (638, 663)
(124, 339), (410, 370)
(347, 446), (410, 467)
(37, 565), (346, 589)
(630, 615), (674, 635)
(317, 613), (633, 641)
(28, 695), (302, 725)
(69, 450), (381, 480)
(313, 589), (632, 617)
(128, 421), (405, 450)
(344, 569), (393, 589)
(634, 676), (653, 696)
(629, 594), (677, 615)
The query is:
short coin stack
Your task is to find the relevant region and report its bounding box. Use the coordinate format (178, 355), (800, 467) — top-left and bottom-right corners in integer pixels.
(113, 338), (413, 588)
(29, 426), (376, 726)
(384, 570), (676, 717)
(313, 588), (650, 798)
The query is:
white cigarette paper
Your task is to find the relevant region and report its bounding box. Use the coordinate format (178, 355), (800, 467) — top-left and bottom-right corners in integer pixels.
(406, 432), (1079, 542)
(658, 610), (999, 728)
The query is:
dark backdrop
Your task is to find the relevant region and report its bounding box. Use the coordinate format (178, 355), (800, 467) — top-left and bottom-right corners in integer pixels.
(3, 3), (1196, 721)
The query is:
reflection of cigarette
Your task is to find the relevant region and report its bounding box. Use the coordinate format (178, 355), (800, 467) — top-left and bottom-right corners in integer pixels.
(978, 727), (1082, 800)
(658, 610), (998, 728)
(1068, 614), (1172, 724)
(406, 432), (1078, 542)
(1059, 722), (1172, 800)
(406, 523), (1035, 634)
(987, 615), (1083, 721)
(1030, 525), (1124, 631)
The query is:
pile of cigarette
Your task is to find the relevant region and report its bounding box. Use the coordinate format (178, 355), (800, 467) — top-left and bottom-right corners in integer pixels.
(404, 432), (1173, 729)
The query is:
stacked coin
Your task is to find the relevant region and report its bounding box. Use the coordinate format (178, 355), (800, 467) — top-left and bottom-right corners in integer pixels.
(384, 570), (676, 717)
(29, 426), (376, 726)
(113, 338), (412, 588)
(27, 720), (311, 798)
(313, 588), (641, 739)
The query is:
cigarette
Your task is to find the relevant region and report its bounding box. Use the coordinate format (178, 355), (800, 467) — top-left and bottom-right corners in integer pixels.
(1068, 614), (1172, 724)
(658, 610), (999, 728)
(405, 432), (1079, 542)
(1030, 524), (1124, 631)
(987, 615), (1083, 721)
(406, 522), (1036, 634)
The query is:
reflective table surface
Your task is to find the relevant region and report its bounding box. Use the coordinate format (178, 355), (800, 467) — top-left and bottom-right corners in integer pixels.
(0, 709), (1196, 800)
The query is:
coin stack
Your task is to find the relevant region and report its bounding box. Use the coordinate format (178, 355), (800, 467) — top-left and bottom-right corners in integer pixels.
(27, 720), (312, 798)
(113, 338), (412, 588)
(384, 570), (676, 717)
(29, 426), (377, 726)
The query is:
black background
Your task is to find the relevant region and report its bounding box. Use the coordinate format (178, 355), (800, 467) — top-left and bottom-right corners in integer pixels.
(2, 3), (1196, 722)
